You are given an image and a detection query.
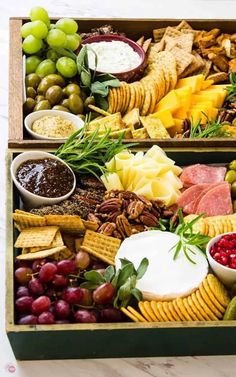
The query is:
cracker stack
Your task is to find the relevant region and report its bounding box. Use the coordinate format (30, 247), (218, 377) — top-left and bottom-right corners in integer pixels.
(121, 274), (230, 322)
(184, 214), (236, 238)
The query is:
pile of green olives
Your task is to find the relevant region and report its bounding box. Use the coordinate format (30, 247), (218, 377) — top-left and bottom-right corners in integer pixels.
(24, 73), (95, 115)
(225, 160), (236, 211)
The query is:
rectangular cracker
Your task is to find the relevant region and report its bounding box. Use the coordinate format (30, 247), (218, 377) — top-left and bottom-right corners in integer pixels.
(45, 215), (85, 235)
(14, 226), (59, 248)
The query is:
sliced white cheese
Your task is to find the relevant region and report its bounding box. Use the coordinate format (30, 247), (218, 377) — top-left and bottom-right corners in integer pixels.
(115, 230), (208, 301)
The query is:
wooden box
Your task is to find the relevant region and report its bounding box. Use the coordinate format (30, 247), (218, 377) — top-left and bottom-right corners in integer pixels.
(8, 17), (236, 149)
(6, 148), (236, 360)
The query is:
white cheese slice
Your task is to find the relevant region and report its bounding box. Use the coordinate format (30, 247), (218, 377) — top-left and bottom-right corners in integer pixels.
(115, 230), (208, 301)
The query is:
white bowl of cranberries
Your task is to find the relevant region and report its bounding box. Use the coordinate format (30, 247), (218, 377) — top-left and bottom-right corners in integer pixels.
(206, 232), (236, 287)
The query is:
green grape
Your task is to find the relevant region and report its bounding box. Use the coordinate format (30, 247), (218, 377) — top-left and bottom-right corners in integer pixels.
(30, 7), (50, 28)
(49, 23), (56, 30)
(56, 57), (77, 78)
(66, 34), (81, 51)
(46, 29), (67, 48)
(22, 35), (43, 55)
(30, 20), (48, 39)
(21, 22), (33, 38)
(36, 59), (56, 78)
(55, 18), (78, 34)
(46, 49), (59, 62)
(26, 56), (42, 74)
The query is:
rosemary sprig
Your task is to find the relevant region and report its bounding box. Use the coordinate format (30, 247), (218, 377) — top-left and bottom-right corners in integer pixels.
(169, 209), (210, 264)
(55, 115), (137, 178)
(226, 72), (236, 101)
(187, 116), (227, 138)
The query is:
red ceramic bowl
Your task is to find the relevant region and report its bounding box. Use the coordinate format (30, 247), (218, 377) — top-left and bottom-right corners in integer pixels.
(81, 34), (146, 83)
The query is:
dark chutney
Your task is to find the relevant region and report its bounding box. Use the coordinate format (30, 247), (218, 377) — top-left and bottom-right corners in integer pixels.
(16, 158), (74, 198)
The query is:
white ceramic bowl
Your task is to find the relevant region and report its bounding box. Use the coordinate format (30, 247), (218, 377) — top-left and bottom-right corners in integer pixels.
(24, 110), (84, 140)
(206, 232), (236, 287)
(10, 151), (76, 209)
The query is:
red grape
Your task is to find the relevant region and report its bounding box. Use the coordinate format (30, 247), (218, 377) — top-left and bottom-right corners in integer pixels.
(31, 296), (51, 315)
(91, 261), (107, 270)
(15, 267), (32, 284)
(100, 307), (125, 322)
(16, 286), (30, 298)
(57, 260), (76, 275)
(54, 300), (70, 319)
(45, 287), (57, 299)
(74, 309), (97, 323)
(39, 262), (57, 282)
(18, 315), (38, 325)
(32, 259), (46, 272)
(62, 287), (83, 304)
(15, 296), (33, 313)
(38, 311), (55, 324)
(93, 283), (115, 305)
(28, 278), (44, 295)
(75, 251), (90, 269)
(52, 274), (69, 287)
(79, 288), (93, 306)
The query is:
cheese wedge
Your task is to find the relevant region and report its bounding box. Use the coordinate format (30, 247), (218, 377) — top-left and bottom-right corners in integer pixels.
(176, 74), (204, 93)
(201, 79), (214, 90)
(150, 109), (174, 129)
(154, 90), (180, 113)
(115, 230), (208, 301)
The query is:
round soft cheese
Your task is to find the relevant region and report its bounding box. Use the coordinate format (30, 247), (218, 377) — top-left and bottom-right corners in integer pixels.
(115, 230), (209, 301)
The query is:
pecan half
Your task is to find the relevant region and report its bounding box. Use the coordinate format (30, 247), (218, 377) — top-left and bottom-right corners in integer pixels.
(87, 213), (102, 226)
(139, 211), (158, 227)
(116, 214), (132, 239)
(113, 229), (123, 240)
(98, 222), (116, 236)
(131, 224), (146, 234)
(127, 200), (145, 220)
(107, 210), (122, 223)
(137, 195), (152, 210)
(96, 198), (122, 213)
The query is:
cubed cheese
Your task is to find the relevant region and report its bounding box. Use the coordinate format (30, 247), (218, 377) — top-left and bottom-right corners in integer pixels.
(201, 79), (214, 90)
(154, 90), (180, 113)
(176, 74), (204, 93)
(150, 109), (174, 129)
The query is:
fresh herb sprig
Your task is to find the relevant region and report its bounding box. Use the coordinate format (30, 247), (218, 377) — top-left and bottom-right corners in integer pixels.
(226, 72), (236, 101)
(55, 115), (136, 178)
(187, 116), (226, 138)
(169, 209), (210, 264)
(80, 258), (149, 308)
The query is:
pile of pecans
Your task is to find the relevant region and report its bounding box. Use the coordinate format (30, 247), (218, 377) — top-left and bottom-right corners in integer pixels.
(87, 190), (175, 240)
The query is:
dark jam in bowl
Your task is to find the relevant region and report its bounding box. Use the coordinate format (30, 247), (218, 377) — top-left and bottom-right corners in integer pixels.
(16, 158), (74, 198)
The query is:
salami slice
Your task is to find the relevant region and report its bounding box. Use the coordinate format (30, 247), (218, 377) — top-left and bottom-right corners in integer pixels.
(196, 182), (233, 217)
(180, 164), (226, 187)
(177, 184), (211, 210)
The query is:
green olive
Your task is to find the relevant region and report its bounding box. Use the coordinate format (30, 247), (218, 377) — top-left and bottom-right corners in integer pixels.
(231, 181), (236, 199)
(45, 85), (63, 105)
(225, 170), (236, 184)
(60, 98), (70, 108)
(68, 94), (84, 114)
(33, 100), (51, 111)
(23, 98), (36, 114)
(25, 73), (41, 89)
(35, 95), (45, 103)
(26, 87), (37, 99)
(84, 96), (95, 111)
(65, 83), (81, 96)
(229, 160), (236, 171)
(37, 74), (66, 94)
(52, 105), (70, 112)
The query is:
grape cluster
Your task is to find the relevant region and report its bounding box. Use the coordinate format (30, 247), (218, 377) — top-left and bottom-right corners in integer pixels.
(14, 251), (125, 325)
(22, 7), (81, 79)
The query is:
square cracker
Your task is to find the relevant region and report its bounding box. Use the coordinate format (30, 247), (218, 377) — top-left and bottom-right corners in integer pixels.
(45, 215), (85, 235)
(13, 213), (46, 228)
(29, 230), (64, 253)
(169, 46), (193, 75)
(140, 116), (170, 139)
(14, 226), (59, 248)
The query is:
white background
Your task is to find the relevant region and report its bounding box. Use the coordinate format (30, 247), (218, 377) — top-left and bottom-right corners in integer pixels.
(1, 1), (236, 376)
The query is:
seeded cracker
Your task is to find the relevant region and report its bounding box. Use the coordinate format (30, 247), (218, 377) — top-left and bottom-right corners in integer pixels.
(138, 301), (152, 322)
(14, 226), (59, 248)
(16, 246), (67, 260)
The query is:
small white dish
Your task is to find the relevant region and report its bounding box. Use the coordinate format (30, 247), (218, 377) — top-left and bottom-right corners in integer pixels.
(206, 232), (236, 287)
(10, 151), (76, 209)
(24, 110), (84, 141)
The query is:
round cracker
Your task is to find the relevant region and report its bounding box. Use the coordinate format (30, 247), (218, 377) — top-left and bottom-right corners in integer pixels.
(111, 87), (118, 113)
(199, 283), (223, 318)
(195, 290), (219, 321)
(191, 292), (211, 321)
(168, 301), (181, 321)
(202, 278), (225, 313)
(138, 301), (153, 322)
(163, 302), (175, 321)
(175, 298), (192, 321)
(127, 306), (147, 322)
(150, 301), (163, 321)
(187, 295), (205, 321)
(107, 89), (114, 113)
(122, 82), (129, 114)
(137, 81), (145, 111)
(144, 301), (158, 321)
(115, 86), (122, 113)
(183, 297), (199, 321)
(172, 299), (186, 321)
(121, 307), (139, 322)
(120, 82), (127, 114)
(207, 274), (230, 308)
(140, 82), (151, 115)
(157, 302), (169, 321)
(127, 83), (136, 113)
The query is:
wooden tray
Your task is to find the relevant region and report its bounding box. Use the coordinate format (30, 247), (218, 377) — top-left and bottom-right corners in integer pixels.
(8, 17), (236, 149)
(6, 148), (236, 360)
